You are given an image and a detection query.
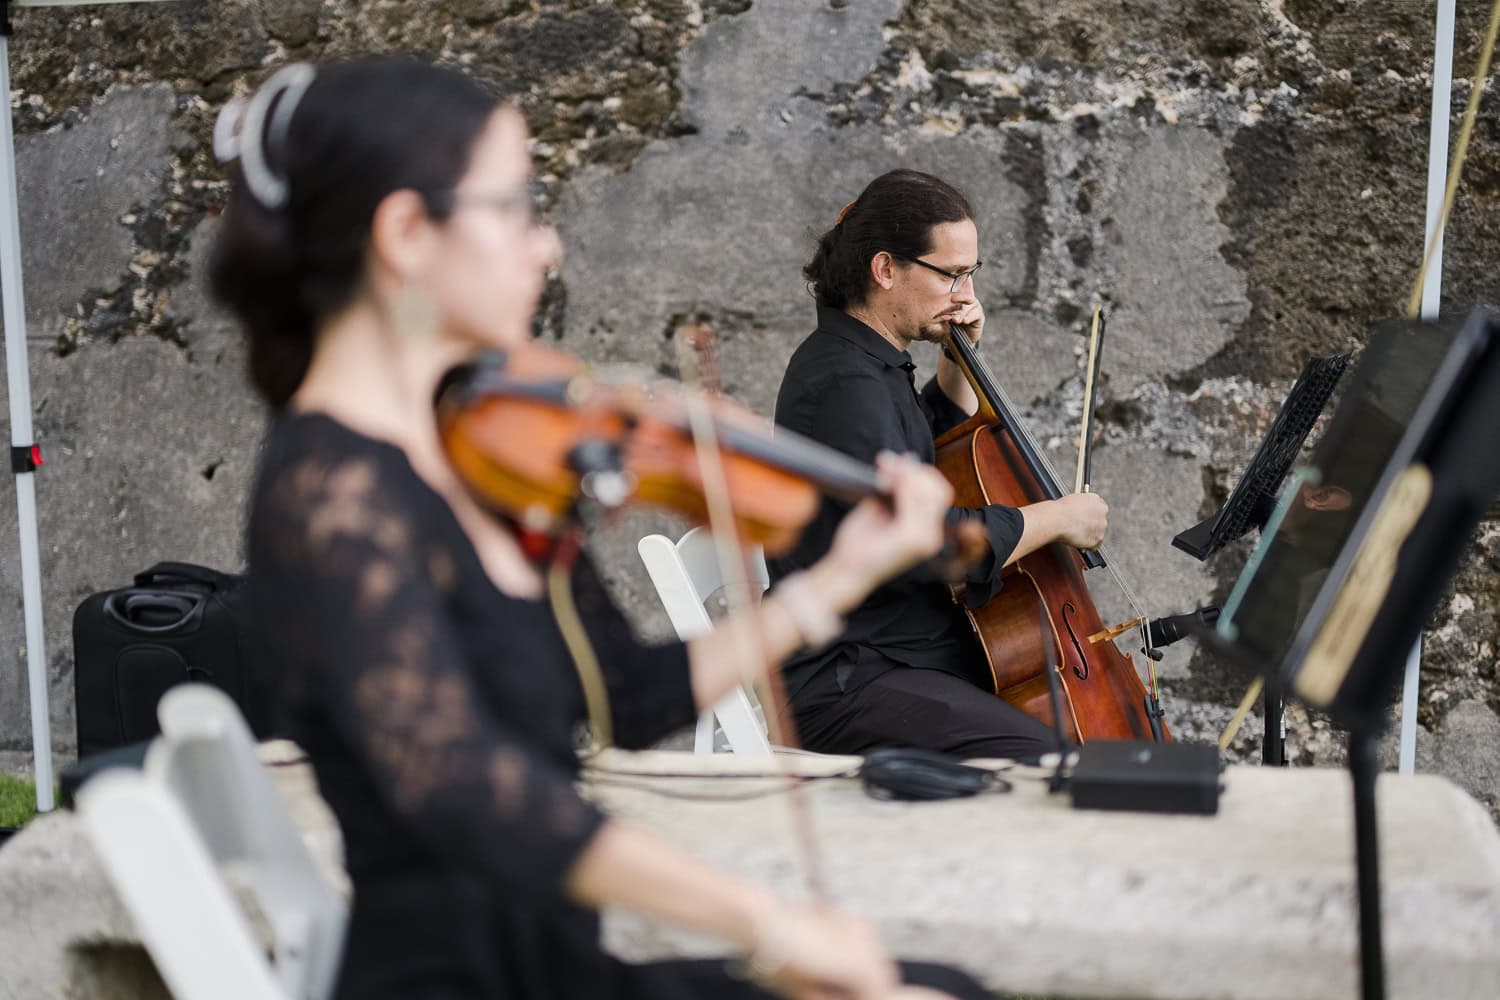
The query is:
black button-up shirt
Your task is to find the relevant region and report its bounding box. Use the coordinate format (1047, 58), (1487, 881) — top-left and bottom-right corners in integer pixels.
(769, 306), (1025, 698)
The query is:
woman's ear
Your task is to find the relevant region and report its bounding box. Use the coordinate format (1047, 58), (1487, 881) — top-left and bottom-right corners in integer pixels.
(368, 189), (439, 280)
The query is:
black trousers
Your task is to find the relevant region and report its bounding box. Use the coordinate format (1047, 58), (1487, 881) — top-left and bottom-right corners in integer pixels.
(793, 656), (1058, 762)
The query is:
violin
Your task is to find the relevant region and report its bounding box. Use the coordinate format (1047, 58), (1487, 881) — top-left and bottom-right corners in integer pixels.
(433, 340), (972, 559)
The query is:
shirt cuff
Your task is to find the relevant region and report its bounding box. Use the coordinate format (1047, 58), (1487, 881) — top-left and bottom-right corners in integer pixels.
(946, 504), (1024, 607)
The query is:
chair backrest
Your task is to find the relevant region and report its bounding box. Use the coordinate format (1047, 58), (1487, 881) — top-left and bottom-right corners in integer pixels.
(638, 527), (772, 754)
(78, 684), (347, 1000)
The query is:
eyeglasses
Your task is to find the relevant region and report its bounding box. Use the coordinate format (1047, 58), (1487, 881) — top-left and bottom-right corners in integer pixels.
(893, 254), (983, 293)
(423, 182), (547, 227)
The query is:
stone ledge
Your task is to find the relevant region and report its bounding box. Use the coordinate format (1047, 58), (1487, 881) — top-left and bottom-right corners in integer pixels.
(1, 748), (1497, 1000)
(586, 751), (1500, 1000)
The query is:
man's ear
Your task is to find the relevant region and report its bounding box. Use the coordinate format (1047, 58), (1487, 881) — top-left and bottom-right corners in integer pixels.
(870, 250), (897, 291)
(369, 189), (438, 280)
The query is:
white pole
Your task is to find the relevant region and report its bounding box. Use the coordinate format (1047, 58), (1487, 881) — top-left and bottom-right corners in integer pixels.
(0, 31), (53, 812)
(1401, 0), (1458, 776)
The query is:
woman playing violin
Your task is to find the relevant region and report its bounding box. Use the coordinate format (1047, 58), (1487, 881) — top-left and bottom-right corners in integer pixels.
(771, 169), (1111, 760)
(211, 57), (988, 1000)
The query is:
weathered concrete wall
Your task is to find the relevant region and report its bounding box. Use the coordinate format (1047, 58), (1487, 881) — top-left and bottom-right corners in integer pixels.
(0, 1), (1495, 818)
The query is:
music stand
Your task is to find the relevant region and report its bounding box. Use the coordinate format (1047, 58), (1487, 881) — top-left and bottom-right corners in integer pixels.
(1198, 305), (1500, 1000)
(1173, 351), (1349, 764)
(1173, 351), (1350, 561)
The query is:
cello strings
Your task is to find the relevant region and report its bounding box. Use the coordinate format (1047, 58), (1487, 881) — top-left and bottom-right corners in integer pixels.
(986, 358), (1160, 698)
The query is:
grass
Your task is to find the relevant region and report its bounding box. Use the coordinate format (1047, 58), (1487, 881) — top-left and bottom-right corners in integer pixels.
(0, 773), (41, 829)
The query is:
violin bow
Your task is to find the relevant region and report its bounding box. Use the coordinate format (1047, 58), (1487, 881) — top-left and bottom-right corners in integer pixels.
(674, 323), (833, 906)
(1074, 304), (1106, 495)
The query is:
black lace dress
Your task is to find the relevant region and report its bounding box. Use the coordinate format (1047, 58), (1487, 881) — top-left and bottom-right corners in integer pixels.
(247, 413), (990, 1000)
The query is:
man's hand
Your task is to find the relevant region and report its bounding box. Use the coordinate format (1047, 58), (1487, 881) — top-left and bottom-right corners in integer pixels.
(1053, 491), (1109, 550)
(936, 300), (984, 416)
(947, 299), (984, 348)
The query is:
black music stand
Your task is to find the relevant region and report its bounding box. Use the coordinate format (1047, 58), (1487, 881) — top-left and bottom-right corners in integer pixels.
(1198, 305), (1500, 1000)
(1173, 351), (1349, 764)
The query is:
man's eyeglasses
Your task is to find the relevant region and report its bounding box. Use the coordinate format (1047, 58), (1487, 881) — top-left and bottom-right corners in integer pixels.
(423, 182), (546, 227)
(893, 254), (982, 293)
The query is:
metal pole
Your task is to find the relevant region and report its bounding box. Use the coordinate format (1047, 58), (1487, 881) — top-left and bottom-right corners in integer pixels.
(1401, 0), (1458, 776)
(0, 28), (54, 812)
(1350, 729), (1387, 1000)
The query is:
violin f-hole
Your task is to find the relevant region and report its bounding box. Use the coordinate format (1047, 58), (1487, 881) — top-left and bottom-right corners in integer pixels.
(1061, 602), (1089, 680)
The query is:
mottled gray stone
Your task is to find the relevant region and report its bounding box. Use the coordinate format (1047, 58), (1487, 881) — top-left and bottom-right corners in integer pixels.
(1383, 699), (1500, 822)
(557, 0), (1024, 414)
(0, 332), (264, 752)
(253, 0), (321, 46)
(675, 0), (901, 137)
(1106, 126), (1249, 393)
(1429, 700), (1500, 818)
(1077, 443), (1218, 683)
(14, 85), (180, 337)
(166, 216), (241, 361)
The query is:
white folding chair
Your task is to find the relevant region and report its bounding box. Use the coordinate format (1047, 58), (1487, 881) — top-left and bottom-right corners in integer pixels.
(638, 526), (773, 754)
(77, 685), (346, 1000)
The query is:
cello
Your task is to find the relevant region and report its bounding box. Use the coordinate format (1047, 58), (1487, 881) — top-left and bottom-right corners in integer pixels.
(935, 319), (1170, 743)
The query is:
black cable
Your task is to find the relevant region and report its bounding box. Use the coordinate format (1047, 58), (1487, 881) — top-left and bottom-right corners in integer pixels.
(583, 773), (854, 803)
(583, 763), (861, 781)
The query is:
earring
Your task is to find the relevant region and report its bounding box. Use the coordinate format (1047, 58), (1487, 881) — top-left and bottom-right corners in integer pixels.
(391, 283), (440, 342)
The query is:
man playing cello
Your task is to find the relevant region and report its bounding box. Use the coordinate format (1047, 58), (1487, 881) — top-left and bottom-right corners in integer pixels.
(770, 169), (1110, 760)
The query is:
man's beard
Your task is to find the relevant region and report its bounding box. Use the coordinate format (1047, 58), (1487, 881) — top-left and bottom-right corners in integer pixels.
(914, 318), (953, 343)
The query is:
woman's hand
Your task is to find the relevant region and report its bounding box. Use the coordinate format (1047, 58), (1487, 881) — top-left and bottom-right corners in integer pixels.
(746, 901), (899, 1000)
(823, 452), (953, 592)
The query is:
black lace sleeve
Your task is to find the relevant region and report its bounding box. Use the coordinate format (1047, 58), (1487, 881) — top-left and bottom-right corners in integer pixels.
(571, 557), (699, 750)
(249, 441), (607, 900)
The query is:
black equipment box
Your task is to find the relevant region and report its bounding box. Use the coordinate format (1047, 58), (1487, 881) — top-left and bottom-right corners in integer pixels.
(1070, 740), (1224, 816)
(72, 562), (271, 757)
(58, 740), (151, 810)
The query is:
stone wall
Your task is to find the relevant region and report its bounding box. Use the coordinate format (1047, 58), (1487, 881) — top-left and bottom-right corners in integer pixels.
(0, 1), (1495, 818)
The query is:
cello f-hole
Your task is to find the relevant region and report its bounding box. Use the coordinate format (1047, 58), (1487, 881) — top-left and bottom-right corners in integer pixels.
(1061, 602), (1089, 680)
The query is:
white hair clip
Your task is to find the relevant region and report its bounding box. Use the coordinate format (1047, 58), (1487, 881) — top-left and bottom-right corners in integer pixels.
(213, 63), (317, 210)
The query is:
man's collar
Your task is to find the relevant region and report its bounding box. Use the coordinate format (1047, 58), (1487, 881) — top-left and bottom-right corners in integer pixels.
(815, 305), (914, 370)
